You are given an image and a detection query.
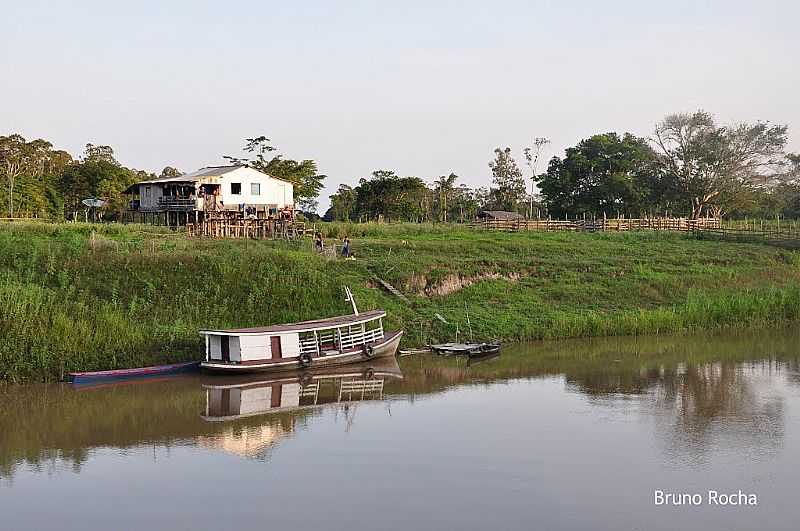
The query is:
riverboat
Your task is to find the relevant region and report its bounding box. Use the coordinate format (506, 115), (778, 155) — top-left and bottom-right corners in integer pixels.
(200, 288), (403, 374)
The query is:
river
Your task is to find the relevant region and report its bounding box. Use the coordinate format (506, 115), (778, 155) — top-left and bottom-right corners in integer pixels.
(2, 330), (800, 530)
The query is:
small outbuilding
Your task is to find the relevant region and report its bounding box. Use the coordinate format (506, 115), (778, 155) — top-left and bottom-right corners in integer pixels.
(479, 210), (525, 221)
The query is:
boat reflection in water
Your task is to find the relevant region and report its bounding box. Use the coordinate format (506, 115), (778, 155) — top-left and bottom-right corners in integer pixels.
(201, 357), (403, 422)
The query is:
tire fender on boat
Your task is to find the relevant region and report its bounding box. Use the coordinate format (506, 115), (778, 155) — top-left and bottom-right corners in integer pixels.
(299, 353), (313, 367)
(362, 343), (375, 359)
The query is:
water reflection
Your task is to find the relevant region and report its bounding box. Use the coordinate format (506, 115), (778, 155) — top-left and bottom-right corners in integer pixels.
(202, 361), (402, 421)
(1, 328), (798, 481)
(197, 361), (403, 458)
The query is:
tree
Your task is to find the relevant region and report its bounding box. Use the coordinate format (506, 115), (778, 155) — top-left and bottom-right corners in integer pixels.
(58, 144), (136, 219)
(84, 144), (117, 164)
(523, 137), (550, 218)
(432, 173), (458, 222)
(160, 166), (182, 178)
(536, 133), (658, 217)
(0, 135), (74, 218)
(488, 148), (526, 211)
(325, 184), (356, 221)
(653, 110), (788, 218)
(225, 136), (326, 212)
(0, 135), (28, 217)
(353, 170), (429, 222)
(450, 184), (483, 222)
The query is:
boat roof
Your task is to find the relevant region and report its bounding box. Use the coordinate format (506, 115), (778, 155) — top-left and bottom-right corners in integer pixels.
(200, 310), (386, 336)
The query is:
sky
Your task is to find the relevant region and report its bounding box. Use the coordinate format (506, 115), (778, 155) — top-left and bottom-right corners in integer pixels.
(2, 0), (798, 212)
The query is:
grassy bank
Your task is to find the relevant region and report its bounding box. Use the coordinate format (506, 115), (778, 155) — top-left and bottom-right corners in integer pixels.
(2, 221), (800, 381)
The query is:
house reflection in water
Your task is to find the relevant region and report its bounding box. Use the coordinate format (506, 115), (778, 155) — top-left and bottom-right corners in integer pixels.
(203, 360), (401, 421)
(197, 424), (292, 458)
(198, 360), (402, 457)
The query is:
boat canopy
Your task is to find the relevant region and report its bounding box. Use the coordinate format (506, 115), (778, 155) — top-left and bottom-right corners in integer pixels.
(200, 310), (386, 336)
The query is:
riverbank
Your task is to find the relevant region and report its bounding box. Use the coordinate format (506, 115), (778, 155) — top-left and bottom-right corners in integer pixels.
(2, 221), (800, 381)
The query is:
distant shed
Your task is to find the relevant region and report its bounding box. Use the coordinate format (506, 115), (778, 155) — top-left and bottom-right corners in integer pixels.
(479, 210), (525, 221)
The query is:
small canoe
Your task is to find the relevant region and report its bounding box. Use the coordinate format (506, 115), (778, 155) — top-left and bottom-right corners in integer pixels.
(69, 361), (200, 385)
(429, 342), (501, 357)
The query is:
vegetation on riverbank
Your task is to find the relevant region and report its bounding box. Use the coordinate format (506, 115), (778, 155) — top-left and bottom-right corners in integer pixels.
(2, 221), (800, 381)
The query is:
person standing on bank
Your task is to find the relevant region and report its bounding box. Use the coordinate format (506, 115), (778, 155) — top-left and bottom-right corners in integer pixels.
(341, 237), (351, 258)
(314, 232), (324, 252)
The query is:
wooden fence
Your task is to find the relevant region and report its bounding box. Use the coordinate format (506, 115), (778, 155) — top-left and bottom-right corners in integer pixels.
(693, 226), (800, 250)
(473, 217), (722, 233)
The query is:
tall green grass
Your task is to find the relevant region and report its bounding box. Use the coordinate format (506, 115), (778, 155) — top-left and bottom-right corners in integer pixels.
(2, 221), (800, 381)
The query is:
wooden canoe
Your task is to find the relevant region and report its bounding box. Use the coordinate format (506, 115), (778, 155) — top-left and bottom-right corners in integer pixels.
(429, 342), (501, 357)
(69, 361), (200, 385)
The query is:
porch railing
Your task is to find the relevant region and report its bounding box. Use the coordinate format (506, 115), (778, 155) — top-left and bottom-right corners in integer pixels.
(300, 325), (384, 355)
(157, 197), (197, 210)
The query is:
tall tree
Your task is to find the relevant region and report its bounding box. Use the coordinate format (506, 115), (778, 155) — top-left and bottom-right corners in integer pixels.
(653, 110), (788, 218)
(160, 166), (182, 178)
(58, 144), (136, 219)
(351, 170), (430, 222)
(326, 184), (356, 221)
(449, 184), (483, 222)
(488, 147), (526, 211)
(0, 135), (28, 217)
(83, 144), (117, 164)
(523, 137), (550, 218)
(432, 173), (458, 222)
(225, 136), (326, 212)
(0, 135), (73, 218)
(536, 133), (658, 217)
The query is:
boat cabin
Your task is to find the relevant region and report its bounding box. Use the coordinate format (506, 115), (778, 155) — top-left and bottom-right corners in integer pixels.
(200, 310), (393, 372)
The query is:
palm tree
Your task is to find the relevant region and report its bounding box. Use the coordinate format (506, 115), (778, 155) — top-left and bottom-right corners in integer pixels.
(433, 173), (458, 222)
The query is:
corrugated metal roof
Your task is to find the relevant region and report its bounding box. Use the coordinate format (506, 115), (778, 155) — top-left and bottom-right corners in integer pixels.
(481, 210), (525, 220)
(132, 165), (244, 185)
(182, 165), (244, 179)
(133, 176), (197, 185)
(128, 165), (294, 188)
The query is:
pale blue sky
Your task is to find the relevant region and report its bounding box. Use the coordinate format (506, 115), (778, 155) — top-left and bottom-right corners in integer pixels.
(2, 0), (798, 211)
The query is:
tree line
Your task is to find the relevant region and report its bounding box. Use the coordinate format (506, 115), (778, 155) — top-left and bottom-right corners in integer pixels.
(324, 150), (535, 222)
(540, 111), (797, 219)
(327, 110), (799, 222)
(3, 110), (798, 222)
(0, 135), (326, 219)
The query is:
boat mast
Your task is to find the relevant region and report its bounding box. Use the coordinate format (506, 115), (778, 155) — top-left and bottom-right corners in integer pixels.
(344, 286), (359, 315)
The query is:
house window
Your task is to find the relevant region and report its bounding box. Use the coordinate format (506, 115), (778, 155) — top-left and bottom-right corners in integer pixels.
(251, 183), (261, 196)
(231, 183), (242, 195)
(145, 186), (151, 198)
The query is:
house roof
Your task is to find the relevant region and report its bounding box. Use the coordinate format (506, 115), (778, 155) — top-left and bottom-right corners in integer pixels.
(125, 165), (294, 192)
(481, 210), (525, 220)
(131, 165), (245, 186)
(182, 165), (245, 179)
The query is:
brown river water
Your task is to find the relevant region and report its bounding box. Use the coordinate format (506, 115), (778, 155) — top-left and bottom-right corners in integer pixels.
(2, 330), (800, 531)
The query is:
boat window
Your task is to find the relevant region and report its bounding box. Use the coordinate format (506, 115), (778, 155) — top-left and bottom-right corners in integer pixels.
(231, 183), (242, 195)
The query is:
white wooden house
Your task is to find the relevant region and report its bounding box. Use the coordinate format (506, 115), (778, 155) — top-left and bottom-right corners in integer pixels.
(126, 165), (293, 215)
